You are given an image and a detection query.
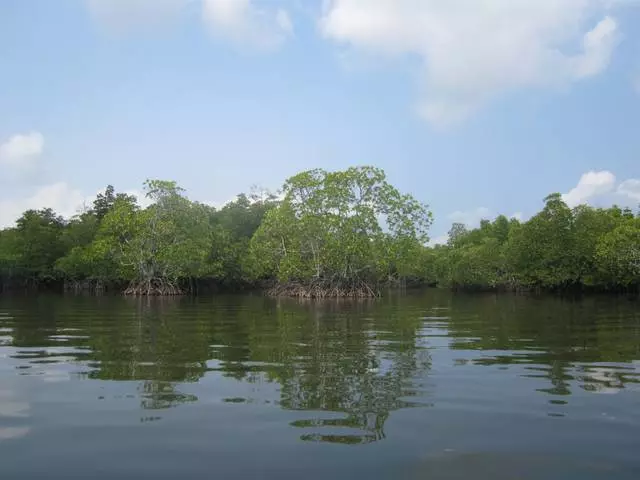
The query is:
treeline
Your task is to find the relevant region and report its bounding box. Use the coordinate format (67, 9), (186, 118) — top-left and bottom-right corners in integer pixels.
(0, 181), (278, 294)
(0, 167), (638, 296)
(423, 193), (640, 292)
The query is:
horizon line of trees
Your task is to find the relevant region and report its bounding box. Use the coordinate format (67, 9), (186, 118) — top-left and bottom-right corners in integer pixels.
(424, 193), (639, 292)
(0, 167), (638, 296)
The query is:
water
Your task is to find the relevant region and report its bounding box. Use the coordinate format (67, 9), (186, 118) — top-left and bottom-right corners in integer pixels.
(0, 292), (639, 479)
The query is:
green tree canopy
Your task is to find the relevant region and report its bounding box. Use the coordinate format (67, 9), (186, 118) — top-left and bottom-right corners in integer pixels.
(248, 166), (432, 297)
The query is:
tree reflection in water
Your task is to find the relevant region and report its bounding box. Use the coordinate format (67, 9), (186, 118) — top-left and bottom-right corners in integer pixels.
(81, 295), (433, 443)
(3, 292), (638, 446)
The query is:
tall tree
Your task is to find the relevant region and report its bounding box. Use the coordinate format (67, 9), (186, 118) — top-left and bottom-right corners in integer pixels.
(248, 166), (432, 297)
(93, 185), (137, 221)
(507, 193), (576, 288)
(13, 208), (66, 285)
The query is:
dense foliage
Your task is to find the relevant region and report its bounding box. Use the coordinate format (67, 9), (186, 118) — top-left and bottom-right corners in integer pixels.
(429, 194), (640, 292)
(1, 167), (638, 295)
(248, 166), (432, 297)
(0, 180), (278, 295)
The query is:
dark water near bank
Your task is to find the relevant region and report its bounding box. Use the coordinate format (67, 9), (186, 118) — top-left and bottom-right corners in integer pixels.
(0, 292), (639, 479)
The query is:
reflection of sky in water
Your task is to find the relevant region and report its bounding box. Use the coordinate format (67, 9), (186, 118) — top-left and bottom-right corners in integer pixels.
(0, 316), (31, 442)
(0, 293), (640, 468)
(579, 361), (640, 395)
(0, 386), (30, 442)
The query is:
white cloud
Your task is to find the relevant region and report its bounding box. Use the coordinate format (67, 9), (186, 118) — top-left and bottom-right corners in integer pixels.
(0, 427), (30, 442)
(571, 16), (618, 78)
(126, 189), (153, 209)
(0, 132), (44, 170)
(0, 184), (152, 228)
(321, 0), (623, 127)
(562, 170), (616, 207)
(202, 0), (293, 50)
(276, 8), (294, 35)
(436, 170), (635, 238)
(560, 170), (640, 207)
(617, 179), (640, 202)
(448, 207), (492, 227)
(0, 183), (86, 228)
(203, 197), (236, 210)
(86, 0), (294, 49)
(427, 233), (449, 247)
(86, 0), (189, 32)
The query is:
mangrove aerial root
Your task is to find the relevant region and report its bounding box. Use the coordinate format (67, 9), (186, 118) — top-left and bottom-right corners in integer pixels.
(266, 280), (380, 298)
(63, 279), (106, 294)
(123, 278), (184, 296)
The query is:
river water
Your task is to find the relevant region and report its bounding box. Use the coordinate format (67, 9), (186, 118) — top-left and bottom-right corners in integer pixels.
(0, 292), (639, 479)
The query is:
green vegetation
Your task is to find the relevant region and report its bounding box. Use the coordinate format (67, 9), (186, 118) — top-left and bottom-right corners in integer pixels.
(433, 194), (639, 292)
(1, 167), (638, 295)
(248, 166), (431, 297)
(0, 179), (278, 295)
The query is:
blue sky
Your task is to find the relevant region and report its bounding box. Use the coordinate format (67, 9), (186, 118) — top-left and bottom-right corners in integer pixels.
(1, 0), (639, 242)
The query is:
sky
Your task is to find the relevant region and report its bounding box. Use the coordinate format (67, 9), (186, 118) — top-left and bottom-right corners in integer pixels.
(1, 0), (639, 243)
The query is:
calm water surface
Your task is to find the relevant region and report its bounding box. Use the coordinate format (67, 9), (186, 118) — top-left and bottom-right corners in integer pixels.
(0, 292), (639, 479)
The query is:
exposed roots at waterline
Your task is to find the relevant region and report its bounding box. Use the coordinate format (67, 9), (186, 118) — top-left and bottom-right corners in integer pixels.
(123, 278), (183, 296)
(63, 279), (106, 294)
(267, 280), (380, 298)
